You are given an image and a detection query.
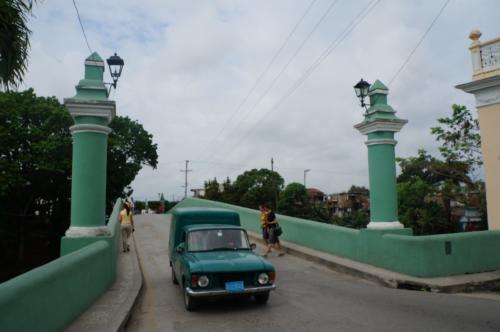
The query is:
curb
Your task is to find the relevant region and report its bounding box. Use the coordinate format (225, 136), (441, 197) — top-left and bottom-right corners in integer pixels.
(247, 231), (500, 294)
(65, 235), (144, 332)
(118, 235), (144, 332)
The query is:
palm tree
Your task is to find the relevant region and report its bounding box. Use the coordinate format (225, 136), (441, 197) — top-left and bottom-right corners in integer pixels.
(0, 0), (34, 91)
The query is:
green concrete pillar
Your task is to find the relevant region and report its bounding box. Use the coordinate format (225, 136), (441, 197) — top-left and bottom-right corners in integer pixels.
(354, 80), (407, 229)
(63, 52), (116, 237)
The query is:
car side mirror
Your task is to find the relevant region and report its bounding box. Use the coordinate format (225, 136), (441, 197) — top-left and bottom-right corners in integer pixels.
(175, 244), (185, 254)
(250, 243), (257, 250)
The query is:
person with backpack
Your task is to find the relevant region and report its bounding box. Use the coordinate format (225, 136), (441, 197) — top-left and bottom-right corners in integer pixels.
(261, 204), (285, 257)
(258, 204), (270, 245)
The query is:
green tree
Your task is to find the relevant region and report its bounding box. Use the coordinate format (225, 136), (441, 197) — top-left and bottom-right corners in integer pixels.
(0, 1), (35, 90)
(0, 90), (157, 279)
(134, 200), (146, 212)
(331, 210), (369, 229)
(430, 104), (486, 227)
(347, 185), (369, 195)
(107, 116), (158, 213)
(395, 104), (485, 235)
(203, 178), (222, 201)
(231, 168), (284, 209)
(221, 177), (237, 204)
(0, 89), (72, 270)
(431, 104), (482, 172)
(396, 151), (468, 233)
(397, 149), (471, 186)
(397, 178), (452, 235)
(277, 183), (311, 218)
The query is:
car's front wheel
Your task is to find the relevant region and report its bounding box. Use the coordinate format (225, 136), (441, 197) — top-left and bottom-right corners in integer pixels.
(254, 291), (270, 304)
(183, 283), (198, 311)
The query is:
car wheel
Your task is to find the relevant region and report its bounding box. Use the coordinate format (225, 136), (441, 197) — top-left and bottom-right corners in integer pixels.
(171, 267), (178, 285)
(183, 283), (198, 311)
(254, 291), (270, 304)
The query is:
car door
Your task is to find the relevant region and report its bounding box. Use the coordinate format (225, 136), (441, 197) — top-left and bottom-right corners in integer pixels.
(173, 230), (186, 284)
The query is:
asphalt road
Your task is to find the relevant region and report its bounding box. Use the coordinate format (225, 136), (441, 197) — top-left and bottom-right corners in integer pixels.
(126, 214), (500, 332)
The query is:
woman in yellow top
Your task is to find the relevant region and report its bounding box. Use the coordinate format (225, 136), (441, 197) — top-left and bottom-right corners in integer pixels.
(119, 201), (135, 252)
(258, 204), (269, 245)
(261, 205), (285, 257)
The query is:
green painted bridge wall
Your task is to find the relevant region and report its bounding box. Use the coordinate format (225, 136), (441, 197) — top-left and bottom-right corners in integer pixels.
(0, 200), (122, 332)
(175, 198), (500, 278)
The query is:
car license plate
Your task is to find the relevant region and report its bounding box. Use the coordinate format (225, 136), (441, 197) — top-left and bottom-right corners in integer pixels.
(225, 281), (244, 293)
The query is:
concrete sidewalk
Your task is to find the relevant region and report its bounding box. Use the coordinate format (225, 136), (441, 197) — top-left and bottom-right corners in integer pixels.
(65, 235), (143, 332)
(248, 231), (500, 293)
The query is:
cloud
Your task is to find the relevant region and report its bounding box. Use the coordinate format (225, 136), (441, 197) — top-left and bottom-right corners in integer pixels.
(21, 0), (499, 201)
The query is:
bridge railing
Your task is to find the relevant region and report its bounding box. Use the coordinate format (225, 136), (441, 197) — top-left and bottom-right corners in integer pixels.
(0, 199), (123, 332)
(174, 198), (500, 278)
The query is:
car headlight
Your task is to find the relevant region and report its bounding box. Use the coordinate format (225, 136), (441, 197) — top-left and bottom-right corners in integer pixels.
(197, 275), (209, 288)
(257, 273), (269, 285)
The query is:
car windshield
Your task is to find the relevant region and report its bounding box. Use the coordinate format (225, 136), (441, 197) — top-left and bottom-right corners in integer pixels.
(187, 229), (250, 252)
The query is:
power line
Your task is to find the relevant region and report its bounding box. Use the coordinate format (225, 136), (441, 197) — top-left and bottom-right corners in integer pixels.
(198, 0), (319, 160)
(203, 0), (340, 163)
(286, 0), (451, 164)
(218, 0), (381, 164)
(388, 0), (451, 86)
(72, 0), (92, 54)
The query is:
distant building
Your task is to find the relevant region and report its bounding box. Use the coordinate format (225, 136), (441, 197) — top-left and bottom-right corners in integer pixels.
(190, 188), (205, 198)
(306, 188), (325, 202)
(325, 192), (370, 217)
(429, 191), (485, 232)
(460, 207), (483, 231)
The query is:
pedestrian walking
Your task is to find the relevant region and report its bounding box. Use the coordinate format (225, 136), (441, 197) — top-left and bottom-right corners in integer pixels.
(261, 205), (285, 257)
(119, 201), (135, 252)
(258, 204), (269, 245)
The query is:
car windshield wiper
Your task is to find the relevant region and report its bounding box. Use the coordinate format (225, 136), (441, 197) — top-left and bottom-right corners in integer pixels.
(209, 247), (241, 251)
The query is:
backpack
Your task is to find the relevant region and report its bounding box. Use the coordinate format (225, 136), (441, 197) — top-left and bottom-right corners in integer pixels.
(274, 224), (283, 236)
(267, 211), (282, 236)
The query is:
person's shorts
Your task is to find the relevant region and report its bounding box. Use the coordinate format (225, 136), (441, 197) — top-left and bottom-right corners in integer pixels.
(262, 227), (269, 240)
(268, 226), (278, 244)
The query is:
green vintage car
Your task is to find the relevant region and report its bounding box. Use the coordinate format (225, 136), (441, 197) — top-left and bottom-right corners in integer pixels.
(168, 207), (276, 311)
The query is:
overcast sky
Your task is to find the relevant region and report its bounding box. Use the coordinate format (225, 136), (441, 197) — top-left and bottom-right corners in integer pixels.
(23, 0), (499, 201)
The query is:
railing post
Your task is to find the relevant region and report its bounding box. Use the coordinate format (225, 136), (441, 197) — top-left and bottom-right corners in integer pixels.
(63, 53), (116, 238)
(456, 30), (500, 230)
(354, 80), (407, 229)
(469, 30), (483, 76)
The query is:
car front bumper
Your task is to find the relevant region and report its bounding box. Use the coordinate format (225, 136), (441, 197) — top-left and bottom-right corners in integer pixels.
(185, 284), (276, 297)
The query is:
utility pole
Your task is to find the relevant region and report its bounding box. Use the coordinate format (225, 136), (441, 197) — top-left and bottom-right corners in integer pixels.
(304, 169), (310, 188)
(271, 157), (278, 211)
(180, 160), (193, 199)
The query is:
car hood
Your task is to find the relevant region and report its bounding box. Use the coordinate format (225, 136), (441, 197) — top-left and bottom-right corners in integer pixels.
(186, 250), (273, 273)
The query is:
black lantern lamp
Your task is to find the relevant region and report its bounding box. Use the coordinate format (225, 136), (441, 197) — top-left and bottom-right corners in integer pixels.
(105, 52), (124, 96)
(353, 78), (371, 110)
